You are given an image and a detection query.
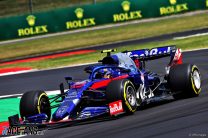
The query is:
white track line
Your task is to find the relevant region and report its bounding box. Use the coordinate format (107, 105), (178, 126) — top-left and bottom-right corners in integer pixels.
(173, 32), (208, 40)
(0, 90), (62, 99)
(0, 94), (22, 99)
(3, 135), (26, 138)
(0, 62), (97, 77)
(0, 69), (37, 77)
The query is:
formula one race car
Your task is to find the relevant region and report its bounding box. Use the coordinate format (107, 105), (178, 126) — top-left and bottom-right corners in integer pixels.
(9, 46), (201, 128)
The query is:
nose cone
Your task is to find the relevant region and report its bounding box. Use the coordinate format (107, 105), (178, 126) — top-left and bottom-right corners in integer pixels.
(52, 106), (68, 121)
(52, 99), (78, 121)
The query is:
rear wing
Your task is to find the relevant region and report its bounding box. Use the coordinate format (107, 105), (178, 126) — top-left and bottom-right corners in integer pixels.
(123, 45), (175, 60)
(123, 45), (182, 67)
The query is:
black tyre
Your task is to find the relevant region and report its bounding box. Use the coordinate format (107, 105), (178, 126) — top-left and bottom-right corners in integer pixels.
(168, 64), (201, 99)
(20, 90), (51, 121)
(106, 79), (137, 114)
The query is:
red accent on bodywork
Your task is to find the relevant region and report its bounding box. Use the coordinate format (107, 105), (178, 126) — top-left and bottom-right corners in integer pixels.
(134, 59), (140, 68)
(71, 84), (85, 89)
(169, 48), (183, 66)
(109, 100), (124, 115)
(90, 74), (128, 89)
(71, 81), (87, 89)
(176, 54), (182, 64)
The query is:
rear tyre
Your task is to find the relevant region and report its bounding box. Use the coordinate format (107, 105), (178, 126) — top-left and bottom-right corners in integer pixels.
(168, 64), (201, 99)
(106, 79), (137, 114)
(20, 90), (51, 121)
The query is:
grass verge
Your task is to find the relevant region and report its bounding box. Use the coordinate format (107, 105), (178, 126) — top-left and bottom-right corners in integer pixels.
(1, 34), (208, 69)
(0, 12), (208, 60)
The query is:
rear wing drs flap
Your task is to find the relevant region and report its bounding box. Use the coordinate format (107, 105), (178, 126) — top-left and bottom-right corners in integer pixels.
(123, 45), (174, 60)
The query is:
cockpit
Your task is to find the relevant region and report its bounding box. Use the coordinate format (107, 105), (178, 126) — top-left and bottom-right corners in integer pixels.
(85, 53), (138, 80)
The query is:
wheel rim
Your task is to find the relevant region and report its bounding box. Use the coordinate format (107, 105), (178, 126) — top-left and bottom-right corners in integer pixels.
(40, 96), (50, 115)
(192, 70), (201, 89)
(126, 86), (136, 106)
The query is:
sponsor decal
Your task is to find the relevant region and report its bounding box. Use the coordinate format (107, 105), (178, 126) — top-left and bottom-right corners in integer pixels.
(66, 8), (96, 29)
(148, 47), (171, 56)
(18, 15), (48, 37)
(56, 105), (67, 115)
(122, 1), (131, 12)
(79, 111), (91, 118)
(109, 100), (123, 115)
(75, 8), (84, 19)
(160, 0), (189, 15)
(169, 0), (177, 5)
(171, 48), (182, 65)
(125, 46), (171, 57)
(173, 48), (182, 61)
(67, 91), (78, 99)
(113, 0), (142, 22)
(27, 15), (36, 26)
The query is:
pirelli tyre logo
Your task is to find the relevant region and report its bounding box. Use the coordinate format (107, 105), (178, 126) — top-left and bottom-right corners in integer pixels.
(160, 0), (189, 15)
(113, 0), (142, 23)
(18, 15), (48, 37)
(66, 8), (96, 29)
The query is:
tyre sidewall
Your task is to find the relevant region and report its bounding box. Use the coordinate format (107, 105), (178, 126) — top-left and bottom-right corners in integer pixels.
(106, 79), (137, 114)
(169, 64), (201, 99)
(189, 65), (201, 96)
(20, 91), (51, 121)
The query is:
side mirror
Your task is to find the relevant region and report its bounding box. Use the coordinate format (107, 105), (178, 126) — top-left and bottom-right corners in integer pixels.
(65, 77), (72, 89)
(59, 83), (65, 101)
(60, 83), (65, 94)
(84, 66), (93, 74)
(65, 76), (72, 81)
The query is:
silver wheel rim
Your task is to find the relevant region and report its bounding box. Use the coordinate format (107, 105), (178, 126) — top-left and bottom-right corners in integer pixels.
(193, 70), (201, 89)
(126, 86), (136, 106)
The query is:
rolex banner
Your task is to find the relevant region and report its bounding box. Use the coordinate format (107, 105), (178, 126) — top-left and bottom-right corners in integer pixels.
(0, 0), (206, 40)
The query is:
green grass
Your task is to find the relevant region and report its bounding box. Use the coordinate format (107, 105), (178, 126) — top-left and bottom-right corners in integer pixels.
(1, 12), (208, 61)
(0, 0), (113, 17)
(1, 34), (208, 69)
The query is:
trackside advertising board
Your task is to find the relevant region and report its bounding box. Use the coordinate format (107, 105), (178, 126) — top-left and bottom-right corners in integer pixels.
(0, 0), (207, 40)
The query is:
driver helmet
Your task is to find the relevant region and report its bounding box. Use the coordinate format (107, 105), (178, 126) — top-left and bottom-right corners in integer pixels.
(96, 68), (113, 79)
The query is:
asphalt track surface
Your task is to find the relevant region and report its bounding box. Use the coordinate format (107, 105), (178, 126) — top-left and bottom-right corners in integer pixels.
(0, 49), (208, 138)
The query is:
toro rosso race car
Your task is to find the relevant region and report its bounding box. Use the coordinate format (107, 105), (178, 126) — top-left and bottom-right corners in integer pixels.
(9, 46), (201, 128)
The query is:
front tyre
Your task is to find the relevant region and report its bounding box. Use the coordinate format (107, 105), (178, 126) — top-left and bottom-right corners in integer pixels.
(20, 90), (51, 121)
(106, 79), (137, 114)
(168, 64), (201, 99)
